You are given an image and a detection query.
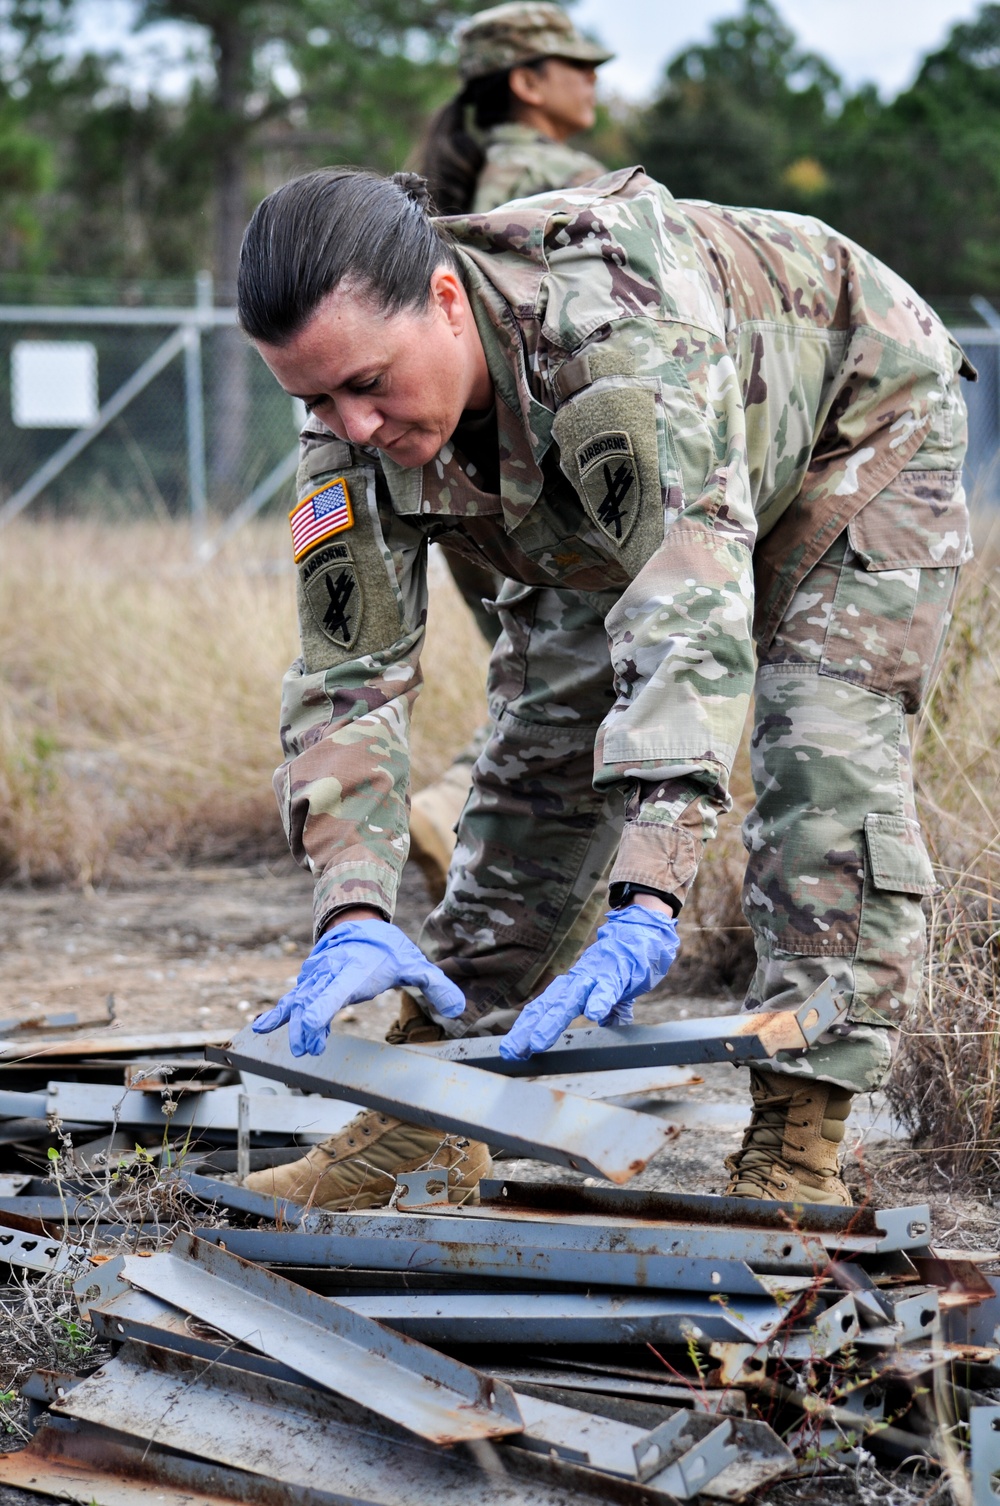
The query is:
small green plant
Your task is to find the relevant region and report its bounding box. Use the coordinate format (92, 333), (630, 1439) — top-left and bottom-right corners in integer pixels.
(54, 1316), (93, 1365)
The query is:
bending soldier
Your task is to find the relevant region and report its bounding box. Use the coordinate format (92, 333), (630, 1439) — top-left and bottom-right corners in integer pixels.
(238, 165), (972, 1211)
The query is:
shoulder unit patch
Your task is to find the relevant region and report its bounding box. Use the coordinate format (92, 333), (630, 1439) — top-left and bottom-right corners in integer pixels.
(290, 477), (353, 562)
(575, 432), (639, 546)
(301, 542), (363, 651)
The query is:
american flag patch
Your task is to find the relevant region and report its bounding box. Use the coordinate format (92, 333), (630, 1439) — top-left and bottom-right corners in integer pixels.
(289, 478), (353, 562)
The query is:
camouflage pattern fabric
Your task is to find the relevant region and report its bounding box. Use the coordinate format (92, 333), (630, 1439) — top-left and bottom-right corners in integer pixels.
(452, 125), (606, 641)
(273, 168), (971, 1072)
(471, 123), (606, 215)
(457, 2), (613, 83)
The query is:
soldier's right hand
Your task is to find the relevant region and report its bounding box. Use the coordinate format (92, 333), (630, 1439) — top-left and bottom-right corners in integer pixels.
(252, 920), (466, 1057)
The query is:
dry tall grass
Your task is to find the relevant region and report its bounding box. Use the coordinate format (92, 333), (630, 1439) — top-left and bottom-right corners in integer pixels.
(0, 521), (489, 884)
(885, 536), (1000, 1183)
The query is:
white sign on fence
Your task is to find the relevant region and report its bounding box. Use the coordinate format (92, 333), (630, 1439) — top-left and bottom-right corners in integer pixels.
(11, 340), (99, 428)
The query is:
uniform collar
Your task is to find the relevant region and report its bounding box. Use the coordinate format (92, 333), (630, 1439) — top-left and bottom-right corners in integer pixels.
(456, 248), (552, 530)
(485, 122), (557, 148)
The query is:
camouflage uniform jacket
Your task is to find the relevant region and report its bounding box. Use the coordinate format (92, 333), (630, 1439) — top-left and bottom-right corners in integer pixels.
(280, 167), (970, 936)
(471, 122), (605, 212)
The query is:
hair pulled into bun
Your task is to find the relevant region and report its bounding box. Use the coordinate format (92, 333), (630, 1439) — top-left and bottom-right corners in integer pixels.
(391, 171), (435, 214)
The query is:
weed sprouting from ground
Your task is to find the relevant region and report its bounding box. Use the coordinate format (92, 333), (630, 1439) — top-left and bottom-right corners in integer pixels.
(0, 1115), (227, 1438)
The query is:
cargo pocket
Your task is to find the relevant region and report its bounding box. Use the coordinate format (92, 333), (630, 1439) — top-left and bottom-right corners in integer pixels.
(855, 812), (938, 1020)
(863, 813), (938, 898)
(819, 469), (970, 712)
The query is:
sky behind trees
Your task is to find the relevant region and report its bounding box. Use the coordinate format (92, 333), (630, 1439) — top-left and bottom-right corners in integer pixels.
(68, 0), (988, 103)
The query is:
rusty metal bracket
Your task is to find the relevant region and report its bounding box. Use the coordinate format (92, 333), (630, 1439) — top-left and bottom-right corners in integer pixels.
(425, 981), (846, 1077)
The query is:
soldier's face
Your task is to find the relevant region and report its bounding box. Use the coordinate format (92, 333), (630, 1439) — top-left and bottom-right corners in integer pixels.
(510, 58), (598, 139)
(256, 266), (493, 470)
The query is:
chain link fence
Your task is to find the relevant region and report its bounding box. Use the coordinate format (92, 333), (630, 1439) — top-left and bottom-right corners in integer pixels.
(952, 330), (1000, 508)
(0, 279), (998, 557)
(0, 275), (302, 554)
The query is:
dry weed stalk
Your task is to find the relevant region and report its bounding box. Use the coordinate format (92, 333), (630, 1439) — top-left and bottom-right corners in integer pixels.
(0, 1107), (216, 1439)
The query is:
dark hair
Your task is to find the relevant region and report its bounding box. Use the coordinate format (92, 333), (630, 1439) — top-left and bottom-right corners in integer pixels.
(237, 168), (459, 346)
(418, 62), (546, 216)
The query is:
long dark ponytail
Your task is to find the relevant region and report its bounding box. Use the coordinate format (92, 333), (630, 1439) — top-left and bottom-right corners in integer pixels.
(418, 63), (543, 215)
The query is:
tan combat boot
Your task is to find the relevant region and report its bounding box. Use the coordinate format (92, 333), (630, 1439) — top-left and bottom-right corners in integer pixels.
(243, 1110), (492, 1211)
(724, 1069), (854, 1205)
(243, 991), (492, 1211)
(408, 761), (474, 899)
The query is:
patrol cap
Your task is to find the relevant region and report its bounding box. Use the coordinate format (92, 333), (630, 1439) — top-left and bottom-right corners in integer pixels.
(458, 2), (614, 83)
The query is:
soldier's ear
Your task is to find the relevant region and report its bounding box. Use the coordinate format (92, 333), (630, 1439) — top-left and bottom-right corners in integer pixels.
(428, 265), (468, 336)
(509, 62), (549, 109)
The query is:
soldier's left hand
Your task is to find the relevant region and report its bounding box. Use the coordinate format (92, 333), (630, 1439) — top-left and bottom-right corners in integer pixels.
(499, 905), (680, 1060)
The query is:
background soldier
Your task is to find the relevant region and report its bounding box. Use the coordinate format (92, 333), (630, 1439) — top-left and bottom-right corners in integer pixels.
(236, 165), (972, 1213)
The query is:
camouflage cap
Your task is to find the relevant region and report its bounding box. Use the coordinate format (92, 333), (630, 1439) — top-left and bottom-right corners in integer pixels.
(458, 2), (613, 83)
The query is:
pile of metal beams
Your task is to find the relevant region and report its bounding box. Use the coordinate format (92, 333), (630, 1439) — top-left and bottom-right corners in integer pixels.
(1, 984), (1000, 1505)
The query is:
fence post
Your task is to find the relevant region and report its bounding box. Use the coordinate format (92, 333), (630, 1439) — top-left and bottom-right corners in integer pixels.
(185, 271), (212, 551)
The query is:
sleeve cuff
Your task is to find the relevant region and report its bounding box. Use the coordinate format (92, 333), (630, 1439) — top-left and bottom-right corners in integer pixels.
(609, 822), (702, 908)
(313, 856), (401, 938)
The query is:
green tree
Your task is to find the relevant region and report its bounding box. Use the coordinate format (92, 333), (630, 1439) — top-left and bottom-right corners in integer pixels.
(631, 0), (840, 210)
(824, 6), (1000, 296)
(128, 0), (488, 493)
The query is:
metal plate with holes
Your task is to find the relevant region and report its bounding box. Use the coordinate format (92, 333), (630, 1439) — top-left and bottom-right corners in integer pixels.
(970, 1405), (1000, 1506)
(0, 1219), (88, 1274)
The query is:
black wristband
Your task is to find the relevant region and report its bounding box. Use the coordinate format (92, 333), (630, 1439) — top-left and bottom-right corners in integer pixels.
(608, 881), (681, 916)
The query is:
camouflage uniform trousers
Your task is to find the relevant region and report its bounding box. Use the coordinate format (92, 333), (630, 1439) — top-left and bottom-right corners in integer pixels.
(743, 469), (964, 1095)
(418, 480), (964, 1092)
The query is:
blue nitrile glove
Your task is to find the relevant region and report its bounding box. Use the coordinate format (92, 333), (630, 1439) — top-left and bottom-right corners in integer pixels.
(499, 906), (680, 1061)
(253, 920), (465, 1058)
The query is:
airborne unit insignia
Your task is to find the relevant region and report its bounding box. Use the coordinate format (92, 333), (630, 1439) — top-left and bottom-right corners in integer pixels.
(301, 543), (363, 651)
(575, 432), (639, 546)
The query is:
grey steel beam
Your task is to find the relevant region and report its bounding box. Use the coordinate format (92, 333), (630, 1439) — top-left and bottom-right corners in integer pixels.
(330, 1290), (787, 1346)
(207, 1028), (676, 1185)
(45, 1081), (360, 1140)
(189, 1215), (781, 1297)
(86, 1286), (317, 1392)
(0, 1026), (233, 1062)
(529, 1065), (701, 1101)
(423, 983), (845, 1076)
(118, 1232), (523, 1446)
(475, 1179), (933, 1254)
